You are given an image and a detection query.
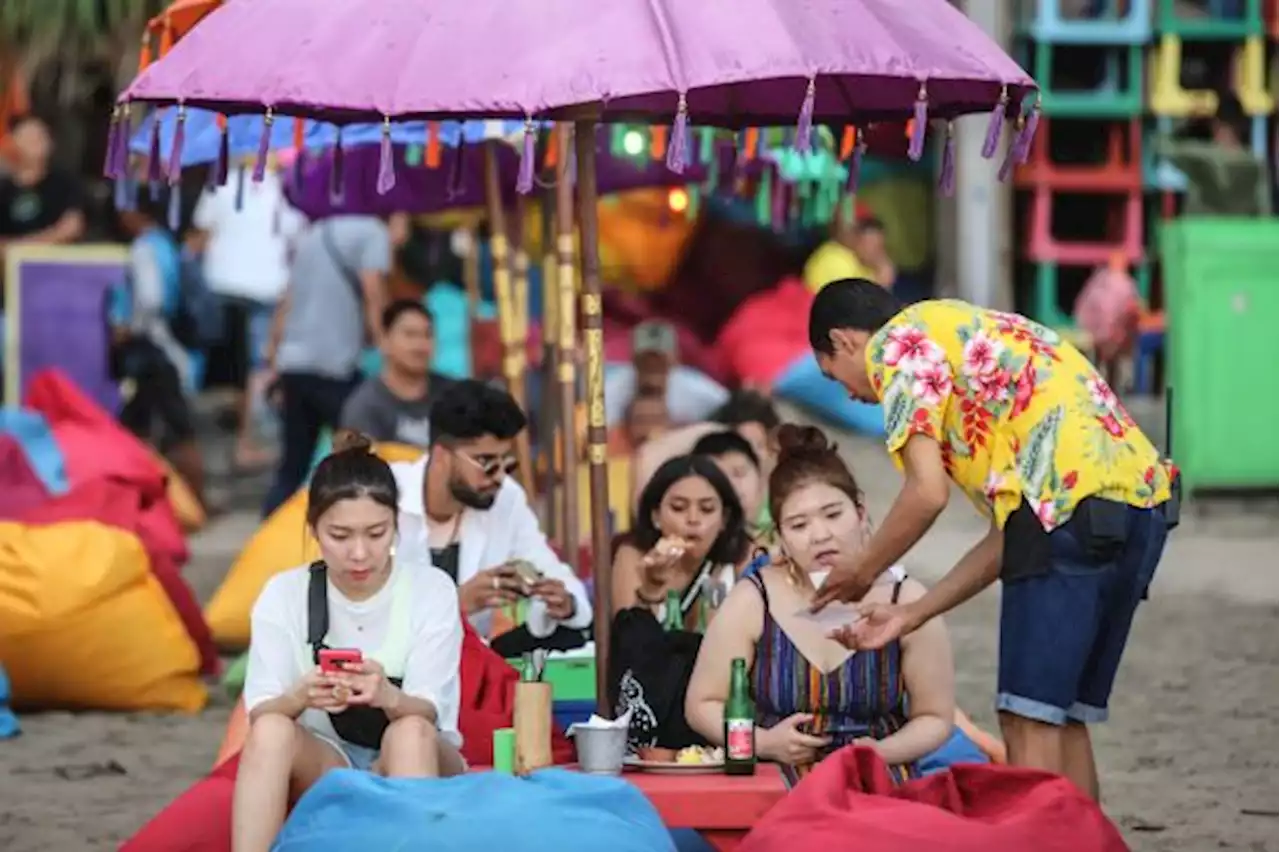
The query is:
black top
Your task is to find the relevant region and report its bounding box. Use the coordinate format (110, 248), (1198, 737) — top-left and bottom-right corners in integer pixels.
(431, 542), (461, 583)
(0, 170), (83, 238)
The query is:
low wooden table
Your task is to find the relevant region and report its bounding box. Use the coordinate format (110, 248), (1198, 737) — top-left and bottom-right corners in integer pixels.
(622, 764), (788, 851)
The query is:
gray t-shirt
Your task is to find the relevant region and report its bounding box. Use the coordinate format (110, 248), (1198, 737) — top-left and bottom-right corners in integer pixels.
(276, 216), (391, 378)
(338, 374), (454, 447)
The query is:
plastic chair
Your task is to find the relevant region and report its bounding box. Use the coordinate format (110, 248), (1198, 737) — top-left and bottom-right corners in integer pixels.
(1027, 185), (1146, 265)
(1029, 260), (1151, 330)
(1149, 35), (1220, 117)
(1025, 0), (1153, 43)
(1132, 311), (1166, 395)
(1023, 42), (1145, 117)
(1156, 0), (1264, 38)
(1016, 118), (1142, 191)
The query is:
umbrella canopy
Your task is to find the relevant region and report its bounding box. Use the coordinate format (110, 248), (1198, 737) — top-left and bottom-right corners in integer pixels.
(120, 0), (1034, 126)
(145, 0), (223, 45)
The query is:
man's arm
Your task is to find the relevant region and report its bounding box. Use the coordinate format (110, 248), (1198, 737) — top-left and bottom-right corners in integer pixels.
(9, 209), (84, 247)
(358, 270), (388, 350)
(849, 433), (950, 581)
(903, 522), (1002, 631)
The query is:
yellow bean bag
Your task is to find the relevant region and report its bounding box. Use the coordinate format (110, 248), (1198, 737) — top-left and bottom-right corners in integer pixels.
(156, 454), (206, 532)
(0, 520), (206, 712)
(205, 443), (425, 650)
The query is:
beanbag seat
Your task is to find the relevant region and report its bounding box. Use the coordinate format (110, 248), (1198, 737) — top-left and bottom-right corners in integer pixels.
(740, 746), (1127, 852)
(155, 453), (206, 533)
(772, 353), (887, 438)
(275, 768), (675, 852)
(206, 442), (426, 650)
(0, 518), (206, 711)
(0, 434), (50, 516)
(712, 278), (813, 389)
(0, 407), (69, 496)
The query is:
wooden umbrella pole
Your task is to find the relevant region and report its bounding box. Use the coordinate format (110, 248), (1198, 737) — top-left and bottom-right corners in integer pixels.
(482, 142), (534, 497)
(553, 123), (581, 581)
(574, 119), (613, 715)
(539, 187), (562, 547)
(510, 191), (536, 497)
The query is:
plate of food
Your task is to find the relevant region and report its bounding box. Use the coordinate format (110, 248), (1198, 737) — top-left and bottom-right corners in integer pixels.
(624, 746), (725, 774)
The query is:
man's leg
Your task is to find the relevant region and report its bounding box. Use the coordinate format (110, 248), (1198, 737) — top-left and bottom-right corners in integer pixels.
(262, 374), (323, 518)
(1061, 723), (1099, 800)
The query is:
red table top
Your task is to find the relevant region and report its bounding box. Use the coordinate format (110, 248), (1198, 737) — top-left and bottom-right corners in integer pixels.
(620, 764), (788, 831)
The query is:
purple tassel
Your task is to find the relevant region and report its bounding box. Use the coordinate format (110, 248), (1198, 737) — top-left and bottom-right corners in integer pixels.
(666, 94), (690, 174)
(328, 129), (345, 205)
(235, 165), (247, 211)
(167, 184), (181, 230)
(113, 175), (131, 211)
(149, 178), (162, 202)
(981, 86), (1008, 160)
(516, 118), (536, 194)
(939, 124), (956, 197)
(252, 110), (273, 183)
(167, 106), (186, 187)
(104, 107), (121, 178)
(1012, 103), (1040, 165)
(114, 106), (133, 181)
(846, 131), (867, 195)
(795, 78), (816, 153)
(376, 118), (396, 196)
(447, 143), (466, 199)
(770, 172), (786, 231)
(147, 113), (163, 183)
(215, 125), (230, 186)
(908, 83), (928, 162)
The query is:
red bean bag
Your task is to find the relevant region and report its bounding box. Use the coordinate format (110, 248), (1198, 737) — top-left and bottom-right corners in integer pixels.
(8, 478), (218, 677)
(120, 754), (238, 852)
(740, 746), (1128, 852)
(0, 435), (49, 516)
(713, 278), (814, 389)
(23, 369), (187, 567)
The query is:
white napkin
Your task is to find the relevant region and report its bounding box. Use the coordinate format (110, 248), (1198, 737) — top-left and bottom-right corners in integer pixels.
(567, 709), (632, 737)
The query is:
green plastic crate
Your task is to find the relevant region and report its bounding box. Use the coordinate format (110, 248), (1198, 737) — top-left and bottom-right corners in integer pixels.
(1159, 217), (1280, 493)
(1156, 0), (1264, 39)
(507, 655), (596, 702)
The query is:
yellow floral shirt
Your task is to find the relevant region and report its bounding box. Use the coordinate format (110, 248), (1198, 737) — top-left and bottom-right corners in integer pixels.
(866, 300), (1173, 530)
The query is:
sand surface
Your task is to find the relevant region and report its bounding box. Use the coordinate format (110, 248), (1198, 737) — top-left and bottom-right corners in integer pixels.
(1, 407), (1276, 851)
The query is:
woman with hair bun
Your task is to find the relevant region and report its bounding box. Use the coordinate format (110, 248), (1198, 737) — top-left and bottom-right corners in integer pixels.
(685, 424), (955, 783)
(234, 430), (465, 852)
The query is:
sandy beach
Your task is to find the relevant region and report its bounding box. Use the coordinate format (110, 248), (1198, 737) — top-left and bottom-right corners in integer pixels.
(1, 409), (1276, 851)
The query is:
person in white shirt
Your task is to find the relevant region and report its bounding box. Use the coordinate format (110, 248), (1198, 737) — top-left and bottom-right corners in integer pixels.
(235, 431), (464, 852)
(390, 379), (593, 645)
(191, 166), (307, 472)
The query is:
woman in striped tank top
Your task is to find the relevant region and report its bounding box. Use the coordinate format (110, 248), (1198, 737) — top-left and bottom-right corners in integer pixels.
(685, 424), (955, 784)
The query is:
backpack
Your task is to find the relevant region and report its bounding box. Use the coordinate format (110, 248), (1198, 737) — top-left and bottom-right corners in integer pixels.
(117, 229), (224, 349)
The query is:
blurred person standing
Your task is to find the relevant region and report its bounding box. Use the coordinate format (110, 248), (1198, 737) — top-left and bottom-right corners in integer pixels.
(339, 299), (454, 447)
(0, 114), (84, 255)
(191, 165), (307, 471)
(804, 216), (895, 294)
(604, 320), (729, 429)
(261, 213), (406, 517)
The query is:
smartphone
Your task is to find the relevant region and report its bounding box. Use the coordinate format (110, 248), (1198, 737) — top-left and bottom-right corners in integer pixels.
(318, 648), (363, 674)
(507, 559), (543, 591)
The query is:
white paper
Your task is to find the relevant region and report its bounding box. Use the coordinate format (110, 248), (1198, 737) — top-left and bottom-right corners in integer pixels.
(567, 708), (632, 736)
(793, 602), (863, 633)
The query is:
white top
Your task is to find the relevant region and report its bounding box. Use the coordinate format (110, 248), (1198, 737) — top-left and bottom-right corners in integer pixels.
(193, 168), (307, 304)
(242, 557), (464, 749)
(391, 454), (594, 639)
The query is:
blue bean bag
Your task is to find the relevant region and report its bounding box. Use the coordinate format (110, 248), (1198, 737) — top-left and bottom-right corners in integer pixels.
(772, 353), (886, 438)
(919, 726), (991, 776)
(0, 409), (69, 496)
(274, 768), (676, 852)
(0, 663), (19, 738)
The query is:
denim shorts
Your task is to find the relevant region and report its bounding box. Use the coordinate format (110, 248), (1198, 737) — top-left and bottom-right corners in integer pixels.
(314, 732), (380, 772)
(997, 504), (1168, 726)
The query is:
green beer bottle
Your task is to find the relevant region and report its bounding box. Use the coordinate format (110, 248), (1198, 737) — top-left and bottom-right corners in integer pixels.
(663, 589), (683, 631)
(723, 657), (756, 775)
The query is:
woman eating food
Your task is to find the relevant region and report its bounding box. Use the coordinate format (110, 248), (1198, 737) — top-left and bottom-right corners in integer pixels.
(233, 431), (464, 852)
(685, 424), (955, 783)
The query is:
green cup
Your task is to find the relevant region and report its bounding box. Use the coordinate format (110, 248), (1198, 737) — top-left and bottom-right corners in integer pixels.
(493, 728), (516, 774)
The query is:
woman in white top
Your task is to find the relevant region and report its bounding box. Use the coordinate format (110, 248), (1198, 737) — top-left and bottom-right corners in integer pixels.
(234, 431), (464, 852)
(611, 454), (752, 627)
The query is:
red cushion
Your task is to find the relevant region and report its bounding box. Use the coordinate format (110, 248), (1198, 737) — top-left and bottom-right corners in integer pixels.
(0, 435), (50, 516)
(713, 278), (814, 388)
(741, 746), (1128, 852)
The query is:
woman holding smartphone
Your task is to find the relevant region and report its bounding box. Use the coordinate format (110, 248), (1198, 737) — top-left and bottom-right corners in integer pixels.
(685, 425), (955, 784)
(234, 431), (465, 852)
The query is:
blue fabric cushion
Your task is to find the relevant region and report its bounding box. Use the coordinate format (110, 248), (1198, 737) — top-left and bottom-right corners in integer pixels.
(772, 354), (886, 438)
(918, 726), (991, 776)
(0, 663), (19, 739)
(0, 409), (69, 496)
(274, 767), (676, 852)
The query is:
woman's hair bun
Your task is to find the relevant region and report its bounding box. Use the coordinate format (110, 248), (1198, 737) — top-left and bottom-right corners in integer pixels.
(330, 429), (375, 455)
(774, 423), (835, 459)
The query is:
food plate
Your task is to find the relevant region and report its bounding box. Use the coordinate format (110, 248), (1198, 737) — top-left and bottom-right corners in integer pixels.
(623, 756), (725, 774)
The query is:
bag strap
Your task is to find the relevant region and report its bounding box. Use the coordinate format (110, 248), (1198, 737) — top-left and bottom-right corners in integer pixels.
(319, 221), (365, 306)
(306, 560), (330, 662)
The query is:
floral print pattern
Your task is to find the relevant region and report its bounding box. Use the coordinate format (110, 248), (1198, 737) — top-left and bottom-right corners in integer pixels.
(867, 300), (1173, 530)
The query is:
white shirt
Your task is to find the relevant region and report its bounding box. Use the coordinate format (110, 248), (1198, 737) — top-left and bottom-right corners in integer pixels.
(193, 168), (307, 304)
(391, 454), (594, 639)
(242, 557), (464, 748)
(604, 364), (730, 427)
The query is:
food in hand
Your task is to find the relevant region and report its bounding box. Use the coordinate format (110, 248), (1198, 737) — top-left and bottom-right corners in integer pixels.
(654, 536), (690, 559)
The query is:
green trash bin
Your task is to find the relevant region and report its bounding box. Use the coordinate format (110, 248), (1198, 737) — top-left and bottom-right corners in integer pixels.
(1160, 217), (1280, 494)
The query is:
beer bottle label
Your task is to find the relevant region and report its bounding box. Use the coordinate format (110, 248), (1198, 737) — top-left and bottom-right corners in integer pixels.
(726, 718), (754, 760)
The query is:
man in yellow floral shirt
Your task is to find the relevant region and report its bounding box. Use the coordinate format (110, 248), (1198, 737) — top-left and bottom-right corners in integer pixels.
(807, 278), (1175, 800)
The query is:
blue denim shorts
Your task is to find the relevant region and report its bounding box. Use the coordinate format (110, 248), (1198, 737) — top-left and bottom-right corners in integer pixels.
(314, 732), (380, 772)
(997, 504), (1168, 726)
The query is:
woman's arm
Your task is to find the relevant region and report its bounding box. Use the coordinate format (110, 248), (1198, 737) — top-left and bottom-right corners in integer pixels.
(610, 544), (647, 614)
(684, 580), (764, 745)
(863, 578), (955, 766)
(242, 597), (308, 722)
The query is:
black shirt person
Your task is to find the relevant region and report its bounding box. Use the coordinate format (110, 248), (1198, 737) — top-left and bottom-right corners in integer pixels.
(0, 114), (84, 253)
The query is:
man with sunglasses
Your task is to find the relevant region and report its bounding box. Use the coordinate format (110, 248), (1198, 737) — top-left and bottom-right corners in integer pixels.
(390, 380), (593, 646)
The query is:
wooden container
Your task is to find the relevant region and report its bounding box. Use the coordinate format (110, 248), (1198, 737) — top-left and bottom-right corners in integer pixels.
(513, 681), (553, 775)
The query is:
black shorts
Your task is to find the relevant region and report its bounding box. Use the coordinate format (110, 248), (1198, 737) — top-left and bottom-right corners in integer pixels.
(115, 339), (196, 449)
